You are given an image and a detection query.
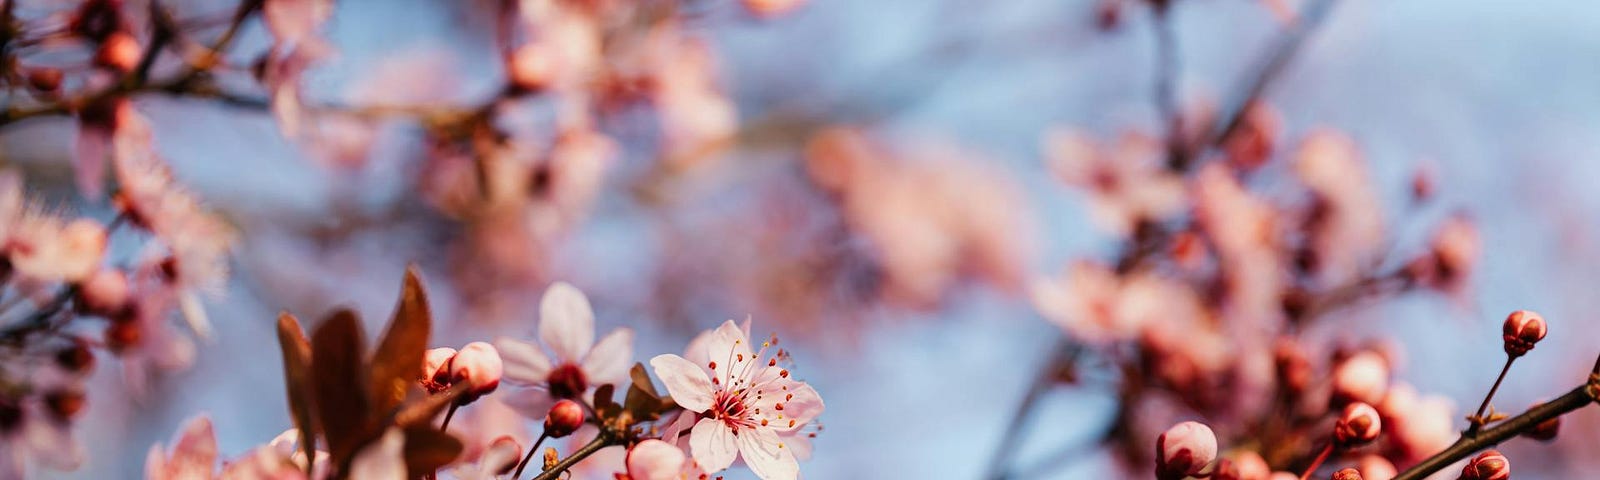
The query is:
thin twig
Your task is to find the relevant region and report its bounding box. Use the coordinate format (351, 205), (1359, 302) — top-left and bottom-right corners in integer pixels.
(529, 432), (620, 480)
(984, 338), (1078, 480)
(1467, 356), (1516, 435)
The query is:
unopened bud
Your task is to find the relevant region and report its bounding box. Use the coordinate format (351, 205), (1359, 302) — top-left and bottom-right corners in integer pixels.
(508, 45), (553, 93)
(78, 269), (130, 317)
(421, 347), (457, 388)
(1357, 454), (1397, 480)
(1332, 351), (1389, 406)
(486, 436), (522, 474)
(544, 399), (584, 438)
(1501, 310), (1546, 357)
(542, 447), (559, 470)
(1334, 402), (1382, 447)
(1155, 421), (1217, 479)
(1522, 400), (1560, 442)
(45, 389), (86, 421)
(27, 68), (63, 93)
(1331, 468), (1363, 480)
(450, 342), (502, 399)
(95, 32), (141, 73)
(1459, 450), (1509, 480)
(626, 439), (687, 480)
(105, 317), (142, 352)
(53, 338), (95, 374)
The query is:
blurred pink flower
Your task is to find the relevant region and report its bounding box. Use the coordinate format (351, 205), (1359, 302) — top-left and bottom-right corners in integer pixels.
(0, 398), (85, 477)
(1294, 129), (1384, 285)
(261, 0), (336, 138)
(650, 320), (824, 480)
(8, 216), (106, 285)
(1042, 127), (1185, 237)
(1030, 261), (1201, 344)
(495, 282), (633, 418)
(144, 415), (218, 480)
(446, 435), (520, 480)
(113, 263), (198, 398)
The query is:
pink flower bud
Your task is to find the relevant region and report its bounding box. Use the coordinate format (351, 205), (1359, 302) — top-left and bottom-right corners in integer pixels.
(422, 347), (457, 382)
(485, 436), (521, 475)
(1501, 310), (1546, 357)
(1334, 402), (1382, 446)
(626, 439), (686, 480)
(27, 68), (63, 93)
(78, 269), (130, 317)
(1156, 421), (1217, 479)
(54, 338), (95, 374)
(450, 342), (502, 396)
(1333, 351), (1389, 406)
(544, 399), (584, 438)
(1331, 468), (1363, 480)
(508, 44), (553, 93)
(95, 32), (141, 73)
(1460, 450), (1509, 480)
(1231, 451), (1271, 480)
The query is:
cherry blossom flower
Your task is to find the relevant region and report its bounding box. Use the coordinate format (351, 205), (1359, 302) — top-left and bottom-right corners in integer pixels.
(1042, 127), (1185, 237)
(145, 415), (219, 480)
(1031, 261), (1202, 344)
(8, 216), (106, 285)
(651, 320), (824, 480)
(112, 261), (198, 397)
(495, 282), (634, 417)
(261, 0), (336, 138)
(1294, 129), (1384, 286)
(618, 439), (707, 480)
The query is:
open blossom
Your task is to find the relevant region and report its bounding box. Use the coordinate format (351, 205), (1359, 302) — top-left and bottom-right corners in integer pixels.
(113, 261), (199, 397)
(651, 320), (824, 480)
(619, 439), (707, 480)
(8, 216), (106, 284)
(0, 397), (85, 477)
(1294, 129), (1384, 286)
(495, 282), (634, 417)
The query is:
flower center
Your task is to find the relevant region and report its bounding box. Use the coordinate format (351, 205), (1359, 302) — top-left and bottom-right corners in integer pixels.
(547, 363), (587, 400)
(711, 389), (749, 429)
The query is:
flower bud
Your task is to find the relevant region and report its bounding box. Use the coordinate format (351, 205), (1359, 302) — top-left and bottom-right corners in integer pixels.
(1522, 400), (1560, 442)
(78, 269), (130, 317)
(1228, 451), (1271, 480)
(422, 347), (456, 382)
(1501, 310), (1546, 357)
(45, 389), (86, 421)
(27, 68), (63, 93)
(1357, 454), (1397, 480)
(1332, 351), (1389, 406)
(485, 436), (522, 475)
(1460, 450), (1509, 480)
(95, 31), (141, 73)
(53, 338), (95, 374)
(450, 342), (502, 399)
(1331, 468), (1363, 480)
(1155, 421), (1217, 479)
(626, 439), (687, 480)
(508, 44), (553, 93)
(1334, 402), (1382, 447)
(105, 317), (142, 352)
(544, 399), (584, 438)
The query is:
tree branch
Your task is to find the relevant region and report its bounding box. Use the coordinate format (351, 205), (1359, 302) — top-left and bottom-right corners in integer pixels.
(1392, 364), (1600, 480)
(529, 432), (621, 480)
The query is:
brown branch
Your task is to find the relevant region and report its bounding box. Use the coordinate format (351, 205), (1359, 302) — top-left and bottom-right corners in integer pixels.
(1392, 361), (1600, 480)
(528, 431), (621, 480)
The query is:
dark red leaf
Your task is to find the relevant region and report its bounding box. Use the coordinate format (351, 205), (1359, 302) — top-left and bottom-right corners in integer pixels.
(392, 382), (467, 428)
(369, 266), (433, 415)
(402, 425), (463, 478)
(311, 309), (375, 468)
(276, 312), (318, 476)
(629, 363), (659, 398)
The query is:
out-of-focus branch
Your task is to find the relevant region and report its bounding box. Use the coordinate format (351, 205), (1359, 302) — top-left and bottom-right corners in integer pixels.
(1173, 0), (1342, 171)
(1392, 360), (1600, 480)
(984, 338), (1080, 480)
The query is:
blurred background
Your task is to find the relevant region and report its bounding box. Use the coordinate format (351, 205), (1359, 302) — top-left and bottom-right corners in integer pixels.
(7, 0), (1600, 478)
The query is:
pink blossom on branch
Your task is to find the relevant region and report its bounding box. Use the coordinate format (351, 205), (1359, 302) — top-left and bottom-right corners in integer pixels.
(495, 282), (634, 417)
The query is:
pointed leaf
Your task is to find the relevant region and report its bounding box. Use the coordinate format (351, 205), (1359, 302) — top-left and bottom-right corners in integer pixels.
(593, 383), (617, 417)
(624, 384), (663, 424)
(629, 363), (659, 398)
(401, 425), (463, 477)
(392, 382), (468, 428)
(369, 266), (433, 415)
(276, 312), (318, 476)
(311, 309), (375, 468)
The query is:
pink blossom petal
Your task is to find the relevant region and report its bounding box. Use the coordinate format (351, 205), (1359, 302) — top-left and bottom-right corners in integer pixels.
(348, 428), (406, 480)
(738, 426), (799, 480)
(500, 388), (557, 421)
(168, 415), (219, 478)
(74, 125), (110, 199)
(783, 433), (813, 461)
(144, 445), (166, 479)
(494, 336), (553, 385)
(649, 354), (714, 413)
(581, 328), (634, 385)
(539, 282), (595, 364)
(688, 418), (737, 474)
(705, 320), (752, 382)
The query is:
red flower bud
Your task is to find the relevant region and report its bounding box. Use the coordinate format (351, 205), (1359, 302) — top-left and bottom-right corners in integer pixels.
(1334, 402), (1382, 447)
(544, 399), (584, 438)
(27, 68), (63, 93)
(1459, 450), (1509, 480)
(54, 338), (95, 374)
(1156, 421), (1217, 479)
(45, 389), (86, 421)
(1501, 310), (1546, 357)
(1331, 468), (1363, 480)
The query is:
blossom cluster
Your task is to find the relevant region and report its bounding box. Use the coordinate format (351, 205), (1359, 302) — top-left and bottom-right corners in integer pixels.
(145, 271), (824, 480)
